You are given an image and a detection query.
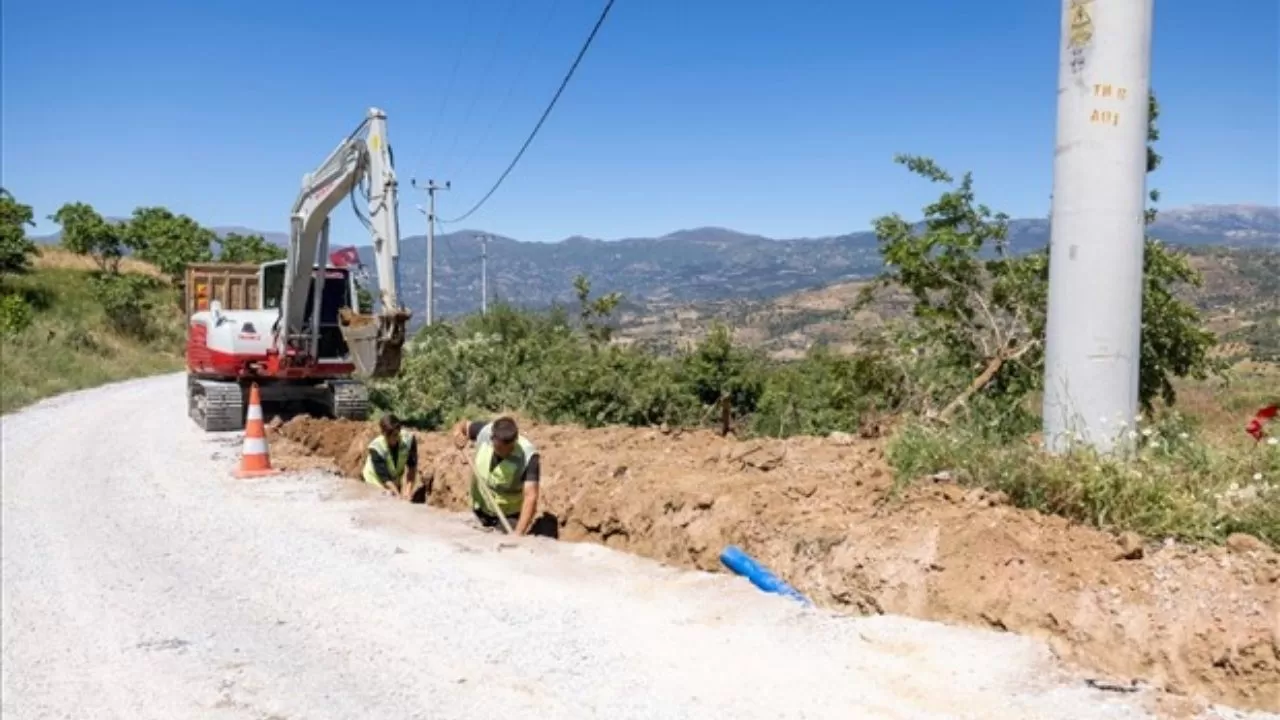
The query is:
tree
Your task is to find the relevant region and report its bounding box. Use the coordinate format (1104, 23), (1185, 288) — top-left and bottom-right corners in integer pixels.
(866, 92), (1219, 425)
(1137, 91), (1220, 409)
(51, 202), (127, 274)
(125, 206), (215, 281)
(862, 155), (1046, 423)
(0, 188), (39, 278)
(572, 274), (622, 344)
(217, 232), (285, 264)
(680, 323), (764, 434)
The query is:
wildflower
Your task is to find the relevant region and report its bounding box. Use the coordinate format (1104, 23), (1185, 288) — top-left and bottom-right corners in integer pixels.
(1141, 428), (1153, 437)
(1178, 432), (1189, 440)
(1268, 437), (1278, 447)
(1254, 473), (1264, 482)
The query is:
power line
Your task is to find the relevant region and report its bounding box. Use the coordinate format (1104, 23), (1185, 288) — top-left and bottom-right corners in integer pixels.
(440, 0), (618, 225)
(446, 0), (563, 182)
(411, 1), (479, 179)
(435, 0), (521, 178)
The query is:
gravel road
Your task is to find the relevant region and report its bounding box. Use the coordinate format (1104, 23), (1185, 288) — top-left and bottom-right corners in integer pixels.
(0, 374), (1260, 719)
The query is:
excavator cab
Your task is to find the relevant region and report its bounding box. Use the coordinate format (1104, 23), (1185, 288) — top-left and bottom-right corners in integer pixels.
(338, 308), (411, 378)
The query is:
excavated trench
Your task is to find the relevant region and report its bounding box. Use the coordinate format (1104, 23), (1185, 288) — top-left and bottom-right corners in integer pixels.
(267, 415), (1280, 714)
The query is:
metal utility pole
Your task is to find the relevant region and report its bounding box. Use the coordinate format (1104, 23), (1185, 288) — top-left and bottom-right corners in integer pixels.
(412, 178), (450, 325)
(477, 234), (489, 315)
(1042, 0), (1154, 455)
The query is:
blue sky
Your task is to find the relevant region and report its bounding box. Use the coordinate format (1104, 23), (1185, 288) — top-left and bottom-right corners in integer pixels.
(2, 0), (1277, 244)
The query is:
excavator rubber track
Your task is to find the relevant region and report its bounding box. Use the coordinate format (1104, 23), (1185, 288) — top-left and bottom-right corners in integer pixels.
(188, 376), (245, 432)
(330, 381), (370, 421)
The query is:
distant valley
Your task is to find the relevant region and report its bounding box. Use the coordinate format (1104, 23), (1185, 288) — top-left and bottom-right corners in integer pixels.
(32, 204), (1278, 326)
(612, 244), (1280, 363)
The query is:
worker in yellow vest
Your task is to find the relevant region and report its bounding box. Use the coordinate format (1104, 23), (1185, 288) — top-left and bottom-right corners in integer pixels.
(452, 416), (540, 534)
(363, 414), (418, 499)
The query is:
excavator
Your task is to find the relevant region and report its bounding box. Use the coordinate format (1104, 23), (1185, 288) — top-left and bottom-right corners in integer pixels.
(185, 107), (411, 431)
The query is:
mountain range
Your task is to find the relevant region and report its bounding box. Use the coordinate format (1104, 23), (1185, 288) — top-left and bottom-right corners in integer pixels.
(32, 204), (1279, 323)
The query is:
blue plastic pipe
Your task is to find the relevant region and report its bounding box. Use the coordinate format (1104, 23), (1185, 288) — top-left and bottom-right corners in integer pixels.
(719, 545), (812, 606)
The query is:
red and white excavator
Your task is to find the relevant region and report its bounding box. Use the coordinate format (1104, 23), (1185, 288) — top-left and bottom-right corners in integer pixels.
(185, 107), (411, 431)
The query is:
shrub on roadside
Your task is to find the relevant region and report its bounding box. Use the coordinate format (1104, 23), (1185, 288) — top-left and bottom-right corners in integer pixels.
(375, 304), (702, 430)
(887, 413), (1280, 548)
(0, 292), (34, 335)
(90, 273), (158, 340)
(752, 343), (905, 437)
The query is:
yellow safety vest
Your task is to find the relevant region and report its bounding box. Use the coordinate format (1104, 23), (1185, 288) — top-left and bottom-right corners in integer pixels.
(362, 431), (414, 487)
(471, 424), (537, 516)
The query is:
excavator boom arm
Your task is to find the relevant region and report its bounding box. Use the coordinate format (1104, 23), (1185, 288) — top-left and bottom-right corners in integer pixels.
(278, 107), (410, 378)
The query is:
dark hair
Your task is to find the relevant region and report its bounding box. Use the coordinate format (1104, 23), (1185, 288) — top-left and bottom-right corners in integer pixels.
(379, 414), (401, 435)
(491, 416), (518, 444)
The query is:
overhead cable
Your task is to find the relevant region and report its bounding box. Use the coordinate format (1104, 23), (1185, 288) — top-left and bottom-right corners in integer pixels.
(440, 0), (617, 225)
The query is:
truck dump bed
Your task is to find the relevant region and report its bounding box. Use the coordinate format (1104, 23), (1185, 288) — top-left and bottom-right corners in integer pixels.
(185, 263), (261, 314)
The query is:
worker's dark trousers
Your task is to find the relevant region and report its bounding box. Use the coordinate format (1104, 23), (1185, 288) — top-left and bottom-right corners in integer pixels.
(473, 508), (520, 530)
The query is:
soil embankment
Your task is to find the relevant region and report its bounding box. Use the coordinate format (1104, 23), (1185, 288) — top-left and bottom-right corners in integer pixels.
(268, 415), (1280, 713)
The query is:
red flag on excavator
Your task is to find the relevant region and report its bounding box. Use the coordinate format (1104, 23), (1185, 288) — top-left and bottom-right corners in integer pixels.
(329, 246), (361, 268)
(1245, 404), (1278, 441)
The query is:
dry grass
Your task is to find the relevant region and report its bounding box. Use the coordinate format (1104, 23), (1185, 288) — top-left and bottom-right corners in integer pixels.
(1170, 363), (1278, 442)
(0, 264), (185, 413)
(888, 367), (1280, 548)
(33, 247), (167, 279)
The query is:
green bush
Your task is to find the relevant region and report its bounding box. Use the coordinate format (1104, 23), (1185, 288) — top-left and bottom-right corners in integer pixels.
(90, 273), (158, 339)
(376, 304), (702, 430)
(753, 343), (905, 437)
(376, 299), (922, 436)
(0, 292), (33, 335)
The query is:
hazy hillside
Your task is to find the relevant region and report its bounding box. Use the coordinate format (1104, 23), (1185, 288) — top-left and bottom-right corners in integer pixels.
(33, 204), (1278, 323)
(367, 205), (1278, 322)
(614, 245), (1280, 362)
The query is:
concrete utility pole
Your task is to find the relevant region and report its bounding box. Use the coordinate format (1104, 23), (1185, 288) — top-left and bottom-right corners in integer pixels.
(1042, 0), (1155, 455)
(412, 179), (450, 325)
(477, 233), (489, 315)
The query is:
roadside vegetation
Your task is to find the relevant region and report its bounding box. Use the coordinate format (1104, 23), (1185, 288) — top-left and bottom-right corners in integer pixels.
(377, 92), (1278, 549)
(0, 195), (285, 413)
(0, 254), (187, 412)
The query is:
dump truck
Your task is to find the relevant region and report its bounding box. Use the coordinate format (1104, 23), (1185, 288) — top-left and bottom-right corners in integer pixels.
(184, 107), (411, 432)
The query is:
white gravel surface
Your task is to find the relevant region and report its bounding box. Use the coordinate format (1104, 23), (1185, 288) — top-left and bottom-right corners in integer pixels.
(0, 374), (1267, 719)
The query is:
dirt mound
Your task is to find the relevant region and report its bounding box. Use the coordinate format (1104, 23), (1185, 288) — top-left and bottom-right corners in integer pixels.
(271, 416), (375, 478)
(267, 417), (1280, 713)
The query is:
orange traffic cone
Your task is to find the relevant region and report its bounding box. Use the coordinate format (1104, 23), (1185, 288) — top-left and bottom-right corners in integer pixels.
(234, 383), (281, 478)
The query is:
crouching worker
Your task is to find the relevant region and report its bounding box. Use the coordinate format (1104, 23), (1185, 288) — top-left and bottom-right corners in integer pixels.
(363, 414), (418, 500)
(452, 416), (540, 535)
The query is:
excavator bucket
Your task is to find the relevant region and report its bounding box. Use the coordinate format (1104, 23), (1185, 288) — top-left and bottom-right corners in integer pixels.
(339, 307), (412, 378)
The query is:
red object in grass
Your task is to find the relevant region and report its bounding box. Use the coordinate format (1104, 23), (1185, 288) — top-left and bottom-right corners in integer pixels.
(1245, 404), (1278, 441)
